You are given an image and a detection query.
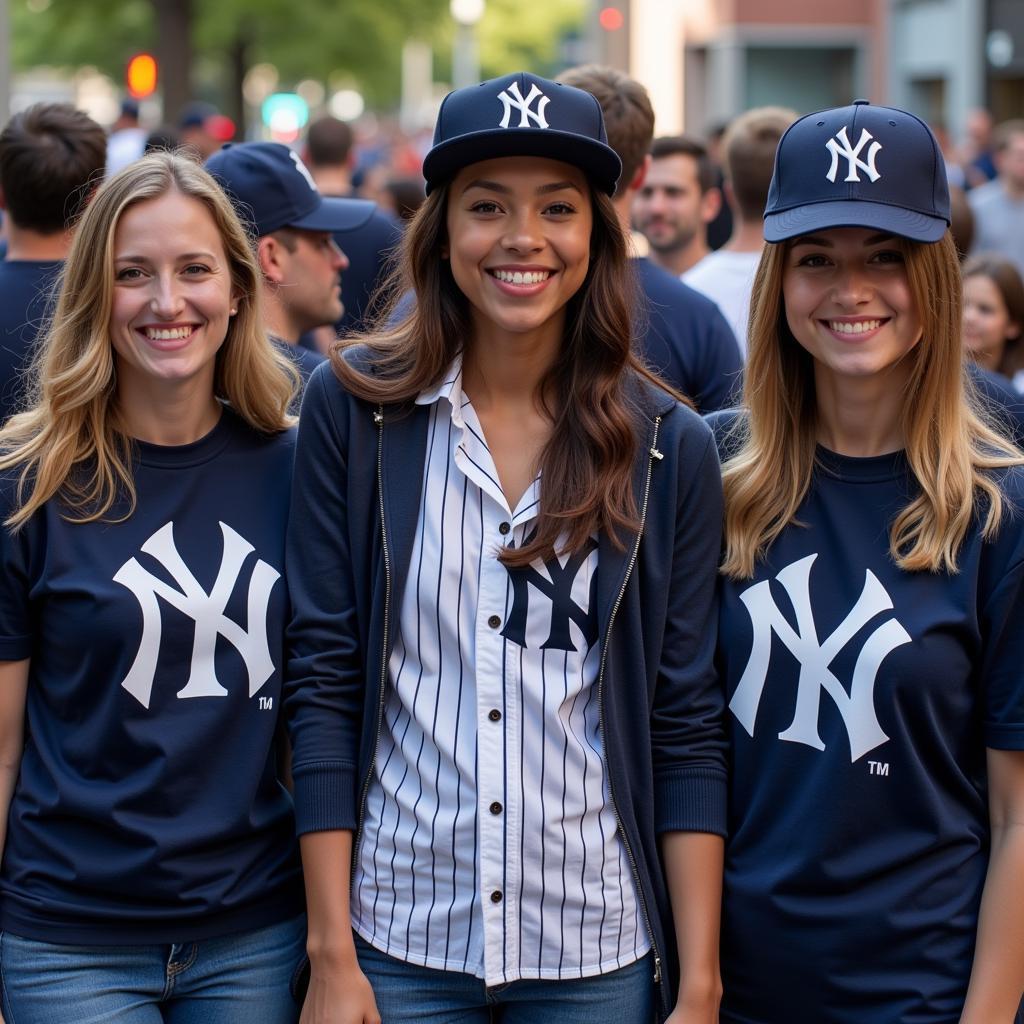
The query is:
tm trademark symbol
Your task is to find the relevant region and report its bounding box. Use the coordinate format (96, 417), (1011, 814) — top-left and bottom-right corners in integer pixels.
(868, 760), (889, 776)
(258, 696), (274, 710)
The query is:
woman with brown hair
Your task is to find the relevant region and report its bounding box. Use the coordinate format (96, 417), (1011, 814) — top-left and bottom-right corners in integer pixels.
(0, 152), (306, 1022)
(285, 72), (727, 1024)
(713, 102), (1024, 1023)
(963, 253), (1024, 390)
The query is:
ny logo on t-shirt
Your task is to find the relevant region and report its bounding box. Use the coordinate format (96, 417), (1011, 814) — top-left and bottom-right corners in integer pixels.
(113, 521), (280, 709)
(730, 553), (911, 762)
(501, 534), (598, 652)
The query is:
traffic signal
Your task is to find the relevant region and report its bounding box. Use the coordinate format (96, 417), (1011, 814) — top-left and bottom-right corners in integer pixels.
(598, 6), (624, 30)
(126, 53), (158, 99)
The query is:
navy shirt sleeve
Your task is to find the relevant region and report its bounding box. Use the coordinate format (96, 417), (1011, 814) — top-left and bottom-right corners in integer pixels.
(980, 470), (1024, 749)
(0, 476), (32, 659)
(651, 423), (728, 835)
(285, 362), (364, 834)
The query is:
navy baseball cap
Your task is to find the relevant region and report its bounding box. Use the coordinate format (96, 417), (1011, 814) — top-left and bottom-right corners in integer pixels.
(206, 142), (375, 238)
(423, 71), (622, 196)
(764, 100), (950, 244)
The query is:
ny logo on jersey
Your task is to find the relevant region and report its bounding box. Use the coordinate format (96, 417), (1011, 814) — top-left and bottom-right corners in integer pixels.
(825, 126), (882, 183)
(730, 553), (910, 762)
(497, 82), (550, 129)
(501, 534), (598, 652)
(113, 521), (281, 709)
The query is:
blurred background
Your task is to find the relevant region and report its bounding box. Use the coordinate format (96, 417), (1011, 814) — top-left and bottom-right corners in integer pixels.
(1, 0), (1022, 160)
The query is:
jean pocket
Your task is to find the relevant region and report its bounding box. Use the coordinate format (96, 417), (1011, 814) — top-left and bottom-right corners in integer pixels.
(289, 953), (310, 1007)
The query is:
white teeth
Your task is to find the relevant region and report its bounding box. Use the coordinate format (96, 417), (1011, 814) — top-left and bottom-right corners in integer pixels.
(829, 319), (881, 334)
(144, 326), (194, 340)
(493, 269), (551, 285)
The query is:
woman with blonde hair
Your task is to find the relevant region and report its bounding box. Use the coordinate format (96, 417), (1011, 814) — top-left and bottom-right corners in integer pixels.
(0, 152), (306, 1022)
(713, 102), (1024, 1023)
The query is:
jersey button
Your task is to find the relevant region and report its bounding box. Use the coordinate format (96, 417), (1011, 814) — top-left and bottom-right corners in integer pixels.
(487, 614), (501, 629)
(488, 709), (501, 722)
(490, 890), (503, 904)
(489, 801), (503, 815)
(499, 521), (511, 535)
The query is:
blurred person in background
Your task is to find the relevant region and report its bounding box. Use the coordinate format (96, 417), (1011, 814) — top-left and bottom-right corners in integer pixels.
(304, 116), (402, 337)
(704, 120), (734, 251)
(381, 175), (426, 222)
(206, 142), (373, 388)
(106, 97), (147, 176)
(964, 108), (998, 187)
(632, 135), (721, 277)
(963, 254), (1024, 390)
(0, 151), (305, 1024)
(968, 119), (1024, 276)
(683, 107), (796, 356)
(180, 102), (228, 161)
(145, 125), (182, 154)
(949, 185), (975, 260)
(0, 103), (106, 422)
(561, 64), (742, 412)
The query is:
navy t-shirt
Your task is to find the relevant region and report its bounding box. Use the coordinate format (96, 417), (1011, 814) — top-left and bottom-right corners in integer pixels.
(634, 256), (742, 413)
(0, 260), (62, 423)
(712, 426), (1024, 1023)
(0, 409), (303, 943)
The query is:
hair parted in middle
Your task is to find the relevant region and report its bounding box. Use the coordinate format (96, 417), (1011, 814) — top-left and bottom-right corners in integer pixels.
(962, 253), (1024, 381)
(0, 150), (298, 530)
(332, 175), (661, 568)
(720, 231), (1024, 580)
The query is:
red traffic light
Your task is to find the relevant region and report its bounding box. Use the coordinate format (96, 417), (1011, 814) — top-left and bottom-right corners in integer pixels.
(127, 53), (158, 99)
(599, 6), (624, 30)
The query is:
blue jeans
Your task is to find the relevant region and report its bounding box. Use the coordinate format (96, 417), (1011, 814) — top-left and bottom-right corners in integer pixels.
(355, 935), (655, 1024)
(0, 914), (307, 1024)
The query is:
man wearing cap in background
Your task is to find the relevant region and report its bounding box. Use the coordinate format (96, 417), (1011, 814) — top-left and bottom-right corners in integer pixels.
(303, 115), (403, 339)
(180, 102), (233, 161)
(559, 64), (742, 412)
(206, 142), (375, 388)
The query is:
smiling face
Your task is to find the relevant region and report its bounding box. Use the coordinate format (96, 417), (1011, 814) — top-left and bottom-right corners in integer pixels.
(782, 227), (923, 390)
(632, 153), (711, 255)
(962, 272), (1020, 372)
(445, 156), (593, 351)
(110, 188), (238, 396)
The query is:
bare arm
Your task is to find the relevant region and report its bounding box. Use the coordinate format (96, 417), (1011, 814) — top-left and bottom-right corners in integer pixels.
(298, 830), (380, 1024)
(960, 748), (1024, 1023)
(661, 830), (724, 1024)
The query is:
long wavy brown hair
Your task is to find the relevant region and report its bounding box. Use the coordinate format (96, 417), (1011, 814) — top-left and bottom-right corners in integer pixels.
(0, 152), (297, 530)
(721, 232), (1023, 579)
(333, 176), (663, 566)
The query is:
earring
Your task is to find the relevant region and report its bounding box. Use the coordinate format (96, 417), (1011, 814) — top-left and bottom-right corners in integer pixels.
(230, 307), (238, 315)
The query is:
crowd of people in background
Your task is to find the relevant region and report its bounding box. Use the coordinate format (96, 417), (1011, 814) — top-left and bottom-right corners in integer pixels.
(0, 67), (1022, 1024)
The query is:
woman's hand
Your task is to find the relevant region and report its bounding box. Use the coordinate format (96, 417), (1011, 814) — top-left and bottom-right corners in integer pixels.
(664, 974), (722, 1024)
(299, 956), (380, 1024)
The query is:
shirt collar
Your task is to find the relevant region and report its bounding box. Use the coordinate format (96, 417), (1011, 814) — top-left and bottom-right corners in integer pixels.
(415, 356), (467, 426)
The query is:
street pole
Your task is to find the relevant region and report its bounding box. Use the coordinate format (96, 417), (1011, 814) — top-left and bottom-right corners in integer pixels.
(450, 0), (484, 89)
(0, 0), (10, 123)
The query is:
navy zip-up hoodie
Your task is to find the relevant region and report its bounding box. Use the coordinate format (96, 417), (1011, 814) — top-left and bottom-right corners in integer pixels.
(284, 357), (727, 1018)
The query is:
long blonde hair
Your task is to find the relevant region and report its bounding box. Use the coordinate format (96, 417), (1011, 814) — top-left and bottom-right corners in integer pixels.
(721, 232), (1023, 579)
(0, 152), (297, 529)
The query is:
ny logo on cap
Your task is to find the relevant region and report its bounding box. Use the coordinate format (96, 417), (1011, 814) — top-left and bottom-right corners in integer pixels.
(825, 126), (882, 184)
(497, 82), (550, 129)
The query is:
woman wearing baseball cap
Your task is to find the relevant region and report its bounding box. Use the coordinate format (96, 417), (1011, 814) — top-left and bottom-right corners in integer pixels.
(712, 101), (1024, 1022)
(285, 72), (727, 1023)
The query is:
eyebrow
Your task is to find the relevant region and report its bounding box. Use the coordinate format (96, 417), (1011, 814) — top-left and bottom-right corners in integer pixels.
(790, 232), (895, 248)
(114, 251), (219, 263)
(460, 179), (583, 196)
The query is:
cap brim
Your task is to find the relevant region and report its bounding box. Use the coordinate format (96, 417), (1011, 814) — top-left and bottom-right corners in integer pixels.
(764, 199), (948, 243)
(290, 196), (377, 233)
(423, 129), (621, 196)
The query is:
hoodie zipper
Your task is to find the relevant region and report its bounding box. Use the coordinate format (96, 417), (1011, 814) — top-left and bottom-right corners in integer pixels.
(352, 405), (392, 875)
(597, 415), (666, 1006)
